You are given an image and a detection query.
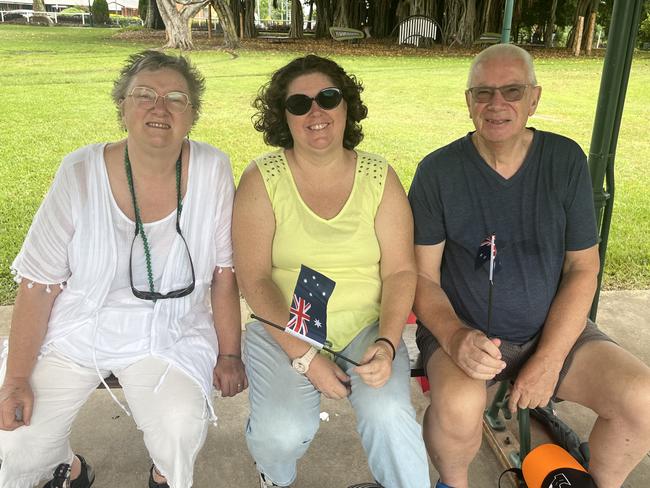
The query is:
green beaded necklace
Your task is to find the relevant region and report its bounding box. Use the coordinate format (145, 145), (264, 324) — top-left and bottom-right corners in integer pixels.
(124, 145), (183, 297)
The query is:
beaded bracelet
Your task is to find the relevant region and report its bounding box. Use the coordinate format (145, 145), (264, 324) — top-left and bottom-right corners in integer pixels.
(374, 337), (396, 361)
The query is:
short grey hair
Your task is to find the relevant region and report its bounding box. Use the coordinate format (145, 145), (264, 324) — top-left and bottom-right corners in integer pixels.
(112, 50), (206, 127)
(467, 44), (537, 88)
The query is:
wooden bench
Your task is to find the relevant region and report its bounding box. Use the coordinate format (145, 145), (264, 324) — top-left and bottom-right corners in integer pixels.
(329, 27), (364, 42)
(396, 15), (440, 47)
(474, 32), (501, 45)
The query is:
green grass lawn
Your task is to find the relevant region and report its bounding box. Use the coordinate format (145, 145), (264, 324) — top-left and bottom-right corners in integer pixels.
(1, 25), (649, 304)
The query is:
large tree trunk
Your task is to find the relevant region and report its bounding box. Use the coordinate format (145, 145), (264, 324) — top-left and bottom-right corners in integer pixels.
(333, 0), (349, 28)
(368, 0), (394, 38)
(545, 0), (558, 47)
(567, 0), (598, 52)
(349, 0), (365, 29)
(156, 0), (207, 49)
(314, 0), (332, 38)
(480, 0), (501, 34)
(411, 0), (424, 15)
(212, 0), (240, 48)
(243, 0), (257, 37)
(306, 0), (314, 30)
(461, 0), (476, 46)
(584, 8), (597, 54)
(146, 0), (165, 29)
(289, 0), (304, 38)
(443, 0), (465, 47)
(396, 0), (409, 24)
(32, 0), (53, 25)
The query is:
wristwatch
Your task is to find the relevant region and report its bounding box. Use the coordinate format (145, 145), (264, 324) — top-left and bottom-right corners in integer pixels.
(291, 347), (318, 374)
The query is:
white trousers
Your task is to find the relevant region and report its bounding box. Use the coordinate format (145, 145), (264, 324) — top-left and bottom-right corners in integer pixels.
(0, 352), (209, 488)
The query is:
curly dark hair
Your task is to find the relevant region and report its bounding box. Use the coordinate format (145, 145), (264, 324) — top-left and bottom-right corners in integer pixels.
(112, 50), (205, 128)
(252, 55), (368, 150)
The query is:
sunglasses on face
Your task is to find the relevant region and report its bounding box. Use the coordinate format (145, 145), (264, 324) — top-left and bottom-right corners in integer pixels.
(285, 87), (343, 116)
(466, 84), (532, 103)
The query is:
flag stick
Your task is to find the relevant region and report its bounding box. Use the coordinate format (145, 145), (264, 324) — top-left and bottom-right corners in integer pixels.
(487, 281), (494, 337)
(486, 233), (496, 338)
(251, 313), (361, 367)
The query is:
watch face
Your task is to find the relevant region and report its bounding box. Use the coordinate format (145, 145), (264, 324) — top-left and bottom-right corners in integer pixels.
(292, 359), (307, 374)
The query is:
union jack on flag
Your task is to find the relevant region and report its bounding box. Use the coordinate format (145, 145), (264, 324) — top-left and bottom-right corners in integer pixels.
(287, 294), (312, 336)
(284, 265), (336, 349)
(475, 233), (500, 280)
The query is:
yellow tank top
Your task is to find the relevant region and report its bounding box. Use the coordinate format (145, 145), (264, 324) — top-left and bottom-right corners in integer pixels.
(256, 150), (388, 351)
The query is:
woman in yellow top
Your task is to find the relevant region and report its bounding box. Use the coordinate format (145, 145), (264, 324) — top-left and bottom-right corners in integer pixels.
(233, 55), (430, 488)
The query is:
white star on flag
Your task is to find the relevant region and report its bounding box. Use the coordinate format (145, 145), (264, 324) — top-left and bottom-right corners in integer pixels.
(314, 318), (322, 328)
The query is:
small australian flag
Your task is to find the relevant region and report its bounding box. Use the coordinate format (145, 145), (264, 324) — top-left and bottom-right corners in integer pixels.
(285, 265), (336, 349)
(475, 234), (501, 280)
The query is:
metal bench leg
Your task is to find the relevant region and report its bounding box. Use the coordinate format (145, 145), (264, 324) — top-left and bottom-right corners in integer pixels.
(484, 381), (532, 469)
(511, 407), (531, 467)
(484, 380), (509, 430)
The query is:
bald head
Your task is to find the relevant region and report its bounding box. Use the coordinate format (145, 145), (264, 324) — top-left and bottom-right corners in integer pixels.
(467, 44), (537, 89)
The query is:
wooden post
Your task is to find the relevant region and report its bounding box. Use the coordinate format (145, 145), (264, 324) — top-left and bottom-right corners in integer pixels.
(239, 11), (244, 39)
(586, 11), (597, 55)
(207, 4), (212, 39)
(574, 15), (584, 56)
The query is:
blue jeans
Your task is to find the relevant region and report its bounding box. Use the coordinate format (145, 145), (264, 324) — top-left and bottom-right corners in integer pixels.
(244, 321), (430, 487)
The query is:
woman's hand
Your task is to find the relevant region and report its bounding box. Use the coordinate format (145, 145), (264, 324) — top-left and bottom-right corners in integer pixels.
(213, 355), (248, 398)
(0, 378), (33, 431)
(355, 342), (393, 388)
(305, 354), (351, 400)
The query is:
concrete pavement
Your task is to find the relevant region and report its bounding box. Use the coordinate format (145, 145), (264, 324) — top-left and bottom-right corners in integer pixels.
(0, 290), (648, 487)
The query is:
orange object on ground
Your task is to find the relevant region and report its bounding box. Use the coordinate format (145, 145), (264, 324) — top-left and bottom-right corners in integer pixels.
(522, 443), (596, 488)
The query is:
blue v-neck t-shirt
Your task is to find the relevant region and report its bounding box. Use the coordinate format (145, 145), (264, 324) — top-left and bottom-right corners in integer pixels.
(409, 129), (598, 343)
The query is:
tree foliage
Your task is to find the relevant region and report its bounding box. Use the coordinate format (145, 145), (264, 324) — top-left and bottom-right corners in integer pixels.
(153, 0), (644, 52)
(640, 12), (650, 44)
(92, 0), (110, 25)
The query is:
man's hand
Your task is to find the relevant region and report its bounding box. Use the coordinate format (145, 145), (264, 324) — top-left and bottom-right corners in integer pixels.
(508, 353), (562, 413)
(0, 378), (33, 431)
(213, 356), (248, 398)
(447, 328), (506, 380)
(355, 342), (393, 388)
(305, 354), (351, 400)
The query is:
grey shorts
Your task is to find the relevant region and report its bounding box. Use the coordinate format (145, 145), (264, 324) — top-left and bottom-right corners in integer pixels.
(415, 319), (614, 398)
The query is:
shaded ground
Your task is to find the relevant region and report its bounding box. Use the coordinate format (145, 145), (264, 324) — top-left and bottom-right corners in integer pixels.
(113, 29), (613, 58)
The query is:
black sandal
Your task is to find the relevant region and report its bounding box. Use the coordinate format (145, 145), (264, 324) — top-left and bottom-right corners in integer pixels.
(148, 465), (170, 488)
(42, 455), (95, 488)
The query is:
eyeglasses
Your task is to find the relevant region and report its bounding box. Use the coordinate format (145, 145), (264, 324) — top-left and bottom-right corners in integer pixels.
(129, 227), (196, 300)
(466, 84), (532, 103)
(285, 87), (343, 116)
(127, 86), (192, 113)
(125, 148), (195, 301)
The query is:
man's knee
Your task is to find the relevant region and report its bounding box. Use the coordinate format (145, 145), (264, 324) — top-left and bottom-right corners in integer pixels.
(560, 341), (650, 422)
(430, 386), (485, 438)
(427, 354), (486, 435)
(611, 367), (650, 432)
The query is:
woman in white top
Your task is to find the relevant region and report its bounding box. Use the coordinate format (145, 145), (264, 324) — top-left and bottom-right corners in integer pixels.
(0, 50), (246, 488)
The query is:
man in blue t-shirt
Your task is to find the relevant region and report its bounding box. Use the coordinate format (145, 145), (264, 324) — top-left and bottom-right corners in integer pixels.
(409, 44), (650, 488)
